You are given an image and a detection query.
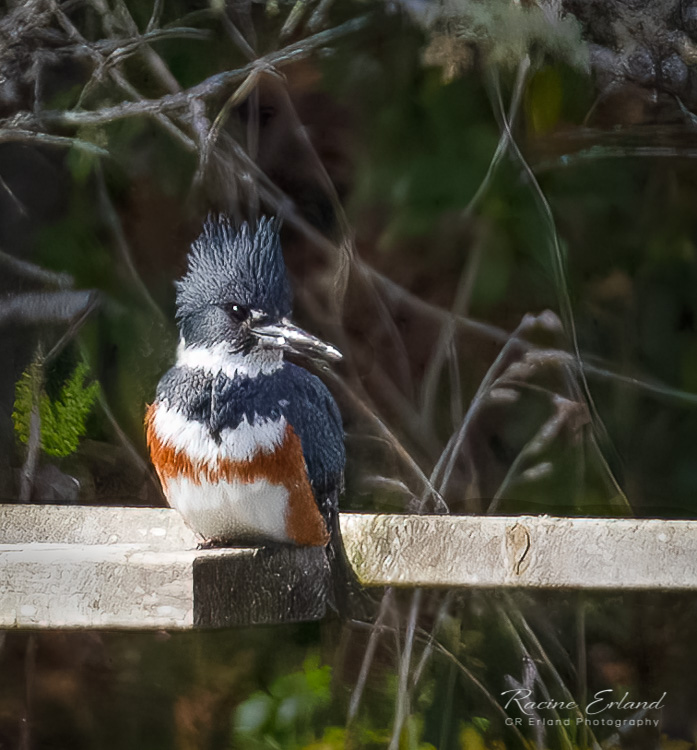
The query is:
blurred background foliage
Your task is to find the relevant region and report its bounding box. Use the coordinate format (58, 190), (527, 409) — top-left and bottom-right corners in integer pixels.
(1, 0), (697, 747)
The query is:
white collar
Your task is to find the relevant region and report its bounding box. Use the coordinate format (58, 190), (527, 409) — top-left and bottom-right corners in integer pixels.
(176, 340), (284, 379)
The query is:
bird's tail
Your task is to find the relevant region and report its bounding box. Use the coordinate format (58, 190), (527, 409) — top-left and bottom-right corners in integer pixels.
(326, 508), (377, 622)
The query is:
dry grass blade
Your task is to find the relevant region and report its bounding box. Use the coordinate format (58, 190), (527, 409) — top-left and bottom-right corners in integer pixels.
(325, 371), (447, 511)
(498, 597), (601, 749)
(487, 393), (587, 513)
(388, 589), (422, 750)
(372, 270), (697, 407)
(489, 69), (630, 510)
(348, 588), (395, 722)
(419, 237), (483, 431)
(349, 618), (531, 747)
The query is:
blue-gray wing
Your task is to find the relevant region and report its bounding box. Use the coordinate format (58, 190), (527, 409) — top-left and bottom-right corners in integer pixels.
(275, 363), (345, 496)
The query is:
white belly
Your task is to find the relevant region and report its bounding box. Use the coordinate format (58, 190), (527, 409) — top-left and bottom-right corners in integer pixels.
(166, 475), (291, 543)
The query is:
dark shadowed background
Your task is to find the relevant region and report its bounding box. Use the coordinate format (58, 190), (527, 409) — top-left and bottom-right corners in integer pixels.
(1, 0), (697, 747)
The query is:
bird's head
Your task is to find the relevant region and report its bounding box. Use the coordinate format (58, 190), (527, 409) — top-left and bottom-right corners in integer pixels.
(175, 215), (340, 371)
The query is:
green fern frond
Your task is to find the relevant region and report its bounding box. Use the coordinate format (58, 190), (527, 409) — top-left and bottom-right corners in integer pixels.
(13, 360), (100, 458)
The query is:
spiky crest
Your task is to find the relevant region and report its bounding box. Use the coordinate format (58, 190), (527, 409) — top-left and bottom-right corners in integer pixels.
(175, 215), (292, 321)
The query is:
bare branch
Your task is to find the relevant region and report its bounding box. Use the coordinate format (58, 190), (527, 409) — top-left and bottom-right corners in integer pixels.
(146, 0), (164, 33)
(49, 1), (197, 151)
(0, 249), (74, 288)
(0, 129), (109, 156)
(0, 291), (97, 326)
(308, 0), (336, 32)
(280, 0), (313, 41)
(4, 16), (371, 131)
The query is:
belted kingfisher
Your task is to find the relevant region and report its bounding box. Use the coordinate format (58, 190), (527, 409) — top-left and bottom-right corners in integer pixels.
(145, 215), (345, 549)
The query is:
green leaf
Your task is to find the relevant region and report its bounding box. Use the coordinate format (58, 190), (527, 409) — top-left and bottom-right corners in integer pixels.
(13, 360), (100, 458)
(234, 692), (275, 735)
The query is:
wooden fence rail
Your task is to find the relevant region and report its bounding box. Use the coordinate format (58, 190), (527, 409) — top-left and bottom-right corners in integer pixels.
(1, 505), (696, 629)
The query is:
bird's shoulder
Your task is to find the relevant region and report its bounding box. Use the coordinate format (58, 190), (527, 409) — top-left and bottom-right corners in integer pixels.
(154, 365), (213, 420)
(210, 363), (337, 426)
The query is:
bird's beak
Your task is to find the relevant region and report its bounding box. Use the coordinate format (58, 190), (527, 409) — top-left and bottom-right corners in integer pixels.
(251, 317), (342, 361)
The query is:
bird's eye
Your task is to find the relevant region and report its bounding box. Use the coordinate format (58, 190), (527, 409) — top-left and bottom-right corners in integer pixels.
(224, 303), (249, 322)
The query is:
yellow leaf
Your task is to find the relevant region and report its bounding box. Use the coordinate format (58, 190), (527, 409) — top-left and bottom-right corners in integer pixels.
(459, 724), (488, 750)
(526, 68), (563, 134)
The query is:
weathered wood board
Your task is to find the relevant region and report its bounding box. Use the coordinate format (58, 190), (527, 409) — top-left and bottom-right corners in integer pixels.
(340, 513), (697, 590)
(0, 505), (330, 629)
(2, 505), (697, 630)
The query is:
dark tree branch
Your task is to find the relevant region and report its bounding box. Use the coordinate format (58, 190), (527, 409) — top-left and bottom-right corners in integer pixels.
(2, 15), (370, 131)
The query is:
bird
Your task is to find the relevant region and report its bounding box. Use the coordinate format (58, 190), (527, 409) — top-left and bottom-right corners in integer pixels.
(145, 214), (346, 552)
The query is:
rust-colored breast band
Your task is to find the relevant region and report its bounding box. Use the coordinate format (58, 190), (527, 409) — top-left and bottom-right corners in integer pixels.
(145, 404), (329, 547)
(280, 425), (330, 547)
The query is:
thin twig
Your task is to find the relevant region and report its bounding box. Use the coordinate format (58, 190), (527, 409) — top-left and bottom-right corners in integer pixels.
(69, 27), (211, 58)
(146, 0), (164, 33)
(280, 0), (313, 41)
(50, 2), (196, 151)
(95, 387), (160, 486)
(44, 294), (100, 364)
(220, 11), (256, 60)
(0, 129), (109, 156)
(193, 67), (279, 188)
(95, 167), (166, 321)
(4, 15), (371, 130)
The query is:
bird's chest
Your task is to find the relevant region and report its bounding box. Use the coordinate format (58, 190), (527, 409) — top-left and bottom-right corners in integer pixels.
(145, 397), (329, 546)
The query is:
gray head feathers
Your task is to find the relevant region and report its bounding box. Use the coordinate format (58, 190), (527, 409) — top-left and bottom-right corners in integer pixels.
(175, 215), (292, 323)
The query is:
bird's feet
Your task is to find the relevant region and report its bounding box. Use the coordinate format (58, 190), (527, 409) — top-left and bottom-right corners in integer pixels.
(197, 538), (225, 550)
